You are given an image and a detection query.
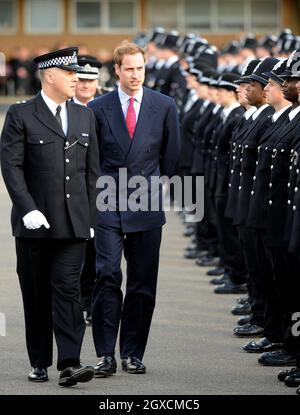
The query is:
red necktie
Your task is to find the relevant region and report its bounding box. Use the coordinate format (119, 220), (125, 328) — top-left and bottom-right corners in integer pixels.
(126, 97), (136, 139)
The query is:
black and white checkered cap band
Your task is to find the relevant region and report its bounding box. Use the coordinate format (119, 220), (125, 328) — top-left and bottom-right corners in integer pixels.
(38, 52), (78, 69)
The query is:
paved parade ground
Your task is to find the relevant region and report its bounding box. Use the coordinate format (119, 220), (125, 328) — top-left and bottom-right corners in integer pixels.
(0, 111), (296, 395)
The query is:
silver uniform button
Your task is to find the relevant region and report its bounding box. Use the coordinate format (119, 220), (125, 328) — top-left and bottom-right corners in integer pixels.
(231, 169), (234, 174)
(66, 194), (70, 198)
(256, 161), (258, 165)
(281, 149), (284, 152)
(233, 156), (236, 160)
(253, 176), (256, 180)
(85, 143), (88, 147)
(288, 200), (291, 205)
(238, 186), (242, 190)
(288, 183), (291, 188)
(265, 147), (268, 150)
(240, 172), (242, 176)
(66, 158), (70, 163)
(229, 183), (231, 187)
(269, 183), (272, 188)
(39, 140), (43, 144)
(270, 165), (274, 169)
(251, 190), (254, 195)
(65, 141), (69, 146)
(295, 187), (299, 192)
(297, 169), (300, 174)
(293, 205), (296, 211)
(269, 200), (272, 205)
(66, 176), (70, 181)
(290, 166), (292, 170)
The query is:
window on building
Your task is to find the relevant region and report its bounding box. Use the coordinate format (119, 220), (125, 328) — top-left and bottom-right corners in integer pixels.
(24, 0), (63, 33)
(217, 0), (244, 31)
(185, 0), (211, 30)
(250, 0), (279, 30)
(0, 0), (16, 33)
(148, 0), (280, 32)
(72, 0), (137, 32)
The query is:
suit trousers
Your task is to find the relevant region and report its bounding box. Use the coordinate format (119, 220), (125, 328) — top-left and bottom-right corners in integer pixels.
(92, 224), (162, 360)
(15, 238), (86, 370)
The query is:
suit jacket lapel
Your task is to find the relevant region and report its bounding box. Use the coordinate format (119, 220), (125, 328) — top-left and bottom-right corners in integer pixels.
(102, 89), (131, 155)
(126, 87), (158, 161)
(33, 92), (66, 139)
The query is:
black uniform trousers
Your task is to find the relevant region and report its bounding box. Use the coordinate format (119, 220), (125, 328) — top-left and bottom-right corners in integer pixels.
(92, 225), (162, 361)
(15, 238), (86, 370)
(80, 239), (97, 315)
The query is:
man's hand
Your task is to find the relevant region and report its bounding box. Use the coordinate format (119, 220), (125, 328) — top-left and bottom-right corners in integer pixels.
(22, 210), (50, 230)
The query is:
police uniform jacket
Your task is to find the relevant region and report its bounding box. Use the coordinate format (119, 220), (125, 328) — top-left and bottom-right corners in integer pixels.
(0, 92), (100, 239)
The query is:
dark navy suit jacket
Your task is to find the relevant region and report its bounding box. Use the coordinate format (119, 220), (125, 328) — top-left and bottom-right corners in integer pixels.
(89, 86), (181, 233)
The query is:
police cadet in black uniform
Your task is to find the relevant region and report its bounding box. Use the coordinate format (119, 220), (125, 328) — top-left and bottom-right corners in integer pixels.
(241, 59), (294, 353)
(231, 57), (277, 337)
(209, 73), (247, 294)
(0, 47), (100, 387)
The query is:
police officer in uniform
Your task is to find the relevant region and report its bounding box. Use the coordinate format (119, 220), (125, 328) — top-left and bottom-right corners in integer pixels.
(0, 47), (100, 387)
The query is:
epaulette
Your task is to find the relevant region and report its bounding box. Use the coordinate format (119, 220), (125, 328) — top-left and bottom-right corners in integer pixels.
(16, 100), (27, 104)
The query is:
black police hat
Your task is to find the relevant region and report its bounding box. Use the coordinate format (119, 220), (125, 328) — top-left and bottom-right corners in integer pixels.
(262, 59), (287, 85)
(198, 69), (218, 85)
(239, 34), (257, 51)
(216, 73), (240, 91)
(280, 49), (300, 78)
(157, 31), (179, 51)
(222, 41), (240, 55)
(33, 47), (81, 71)
(234, 58), (261, 84)
(278, 35), (299, 54)
(257, 35), (278, 51)
(77, 55), (102, 80)
(148, 27), (165, 44)
(245, 57), (280, 86)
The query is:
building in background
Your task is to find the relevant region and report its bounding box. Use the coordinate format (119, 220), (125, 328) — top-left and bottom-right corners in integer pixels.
(0, 0), (300, 57)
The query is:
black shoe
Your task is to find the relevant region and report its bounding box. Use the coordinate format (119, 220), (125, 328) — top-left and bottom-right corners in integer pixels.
(210, 273), (229, 285)
(206, 267), (225, 276)
(243, 337), (283, 353)
(278, 368), (299, 382)
(197, 257), (220, 267)
(94, 356), (117, 377)
(214, 281), (248, 294)
(184, 249), (200, 259)
(121, 357), (146, 374)
(237, 315), (252, 326)
(58, 364), (94, 387)
(258, 350), (296, 366)
(236, 295), (249, 305)
(231, 302), (251, 315)
(233, 323), (264, 337)
(284, 368), (300, 387)
(28, 367), (48, 382)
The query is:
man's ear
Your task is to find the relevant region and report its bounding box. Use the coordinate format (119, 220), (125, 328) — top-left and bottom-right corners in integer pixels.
(115, 64), (120, 77)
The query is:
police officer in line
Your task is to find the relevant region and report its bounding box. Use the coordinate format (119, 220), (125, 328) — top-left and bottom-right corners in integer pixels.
(0, 47), (100, 387)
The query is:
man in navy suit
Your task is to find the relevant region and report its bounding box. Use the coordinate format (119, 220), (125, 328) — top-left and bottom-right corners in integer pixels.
(89, 41), (180, 376)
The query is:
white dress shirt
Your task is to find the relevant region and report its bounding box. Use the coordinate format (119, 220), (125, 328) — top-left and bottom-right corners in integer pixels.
(244, 106), (257, 120)
(252, 104), (270, 121)
(272, 104), (292, 123)
(41, 90), (68, 135)
(118, 86), (143, 121)
(288, 105), (300, 121)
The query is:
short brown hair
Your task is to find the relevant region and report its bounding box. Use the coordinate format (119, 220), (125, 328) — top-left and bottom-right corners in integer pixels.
(113, 41), (145, 66)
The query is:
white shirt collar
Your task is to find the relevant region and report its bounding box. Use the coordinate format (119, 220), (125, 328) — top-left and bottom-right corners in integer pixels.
(164, 55), (179, 69)
(222, 102), (241, 120)
(272, 104), (292, 122)
(118, 86), (143, 106)
(212, 104), (222, 114)
(289, 105), (300, 121)
(41, 90), (66, 116)
(252, 104), (269, 120)
(244, 106), (257, 120)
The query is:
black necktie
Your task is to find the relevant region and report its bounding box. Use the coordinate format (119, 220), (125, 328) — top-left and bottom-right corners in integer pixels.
(55, 105), (63, 130)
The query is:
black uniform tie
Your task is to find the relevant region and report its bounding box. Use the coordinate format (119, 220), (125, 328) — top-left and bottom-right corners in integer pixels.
(55, 105), (63, 130)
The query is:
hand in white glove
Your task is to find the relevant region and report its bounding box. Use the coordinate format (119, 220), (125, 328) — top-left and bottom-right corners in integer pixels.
(90, 228), (95, 238)
(22, 210), (50, 230)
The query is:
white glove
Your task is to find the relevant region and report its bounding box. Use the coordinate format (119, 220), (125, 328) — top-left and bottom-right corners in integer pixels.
(22, 210), (50, 230)
(90, 228), (94, 238)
